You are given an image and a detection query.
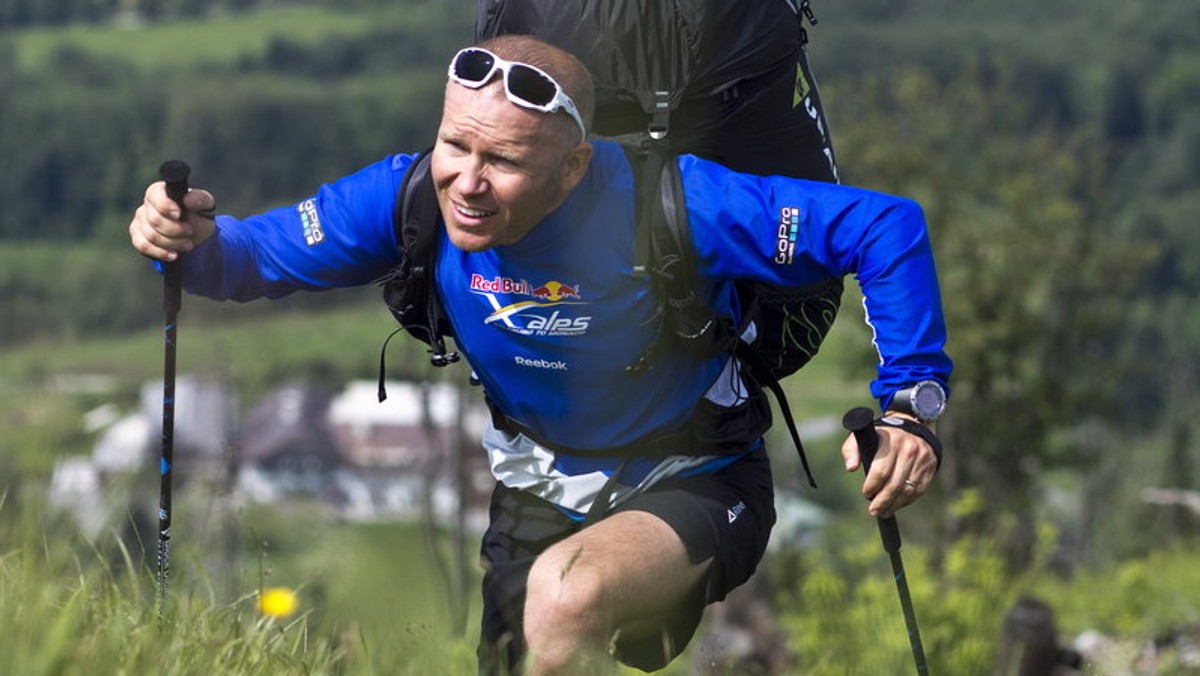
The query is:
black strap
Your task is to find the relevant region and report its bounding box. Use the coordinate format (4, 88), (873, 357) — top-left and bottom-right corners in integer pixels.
(632, 89), (673, 276)
(584, 457), (632, 524)
(377, 327), (404, 402)
(874, 416), (943, 471)
(647, 89), (671, 140)
(376, 149), (462, 400)
(632, 141), (670, 277)
(625, 123), (817, 488)
(395, 149), (459, 365)
(736, 342), (818, 488)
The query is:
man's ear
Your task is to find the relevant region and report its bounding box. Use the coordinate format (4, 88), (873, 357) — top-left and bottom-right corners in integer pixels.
(559, 142), (593, 193)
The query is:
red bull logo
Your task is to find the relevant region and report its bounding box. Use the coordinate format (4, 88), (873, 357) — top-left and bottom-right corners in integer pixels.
(470, 274), (533, 295)
(530, 280), (582, 302)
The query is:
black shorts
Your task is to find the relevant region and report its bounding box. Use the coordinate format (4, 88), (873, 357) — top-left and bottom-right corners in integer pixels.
(477, 445), (776, 674)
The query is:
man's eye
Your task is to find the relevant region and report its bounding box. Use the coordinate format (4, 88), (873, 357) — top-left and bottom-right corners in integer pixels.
(491, 155), (522, 171)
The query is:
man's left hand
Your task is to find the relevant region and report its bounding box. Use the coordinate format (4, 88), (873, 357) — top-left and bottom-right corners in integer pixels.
(840, 413), (938, 518)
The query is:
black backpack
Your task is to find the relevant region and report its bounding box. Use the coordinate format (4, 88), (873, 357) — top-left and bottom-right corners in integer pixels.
(380, 0), (843, 486)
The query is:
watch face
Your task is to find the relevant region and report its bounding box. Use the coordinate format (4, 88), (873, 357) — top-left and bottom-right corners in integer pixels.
(913, 381), (946, 419)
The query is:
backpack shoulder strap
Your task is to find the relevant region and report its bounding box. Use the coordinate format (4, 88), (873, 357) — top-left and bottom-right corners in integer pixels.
(393, 149), (438, 279)
(377, 148), (460, 400)
(626, 141), (735, 374)
(625, 145), (819, 487)
(393, 148), (457, 365)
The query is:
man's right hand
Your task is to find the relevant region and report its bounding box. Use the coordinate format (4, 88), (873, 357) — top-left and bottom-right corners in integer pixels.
(129, 182), (217, 262)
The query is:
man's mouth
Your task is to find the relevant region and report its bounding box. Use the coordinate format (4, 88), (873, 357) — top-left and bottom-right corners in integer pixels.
(454, 201), (496, 221)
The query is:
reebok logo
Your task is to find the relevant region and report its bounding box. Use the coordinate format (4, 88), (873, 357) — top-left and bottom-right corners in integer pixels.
(727, 500), (746, 524)
(514, 356), (568, 371)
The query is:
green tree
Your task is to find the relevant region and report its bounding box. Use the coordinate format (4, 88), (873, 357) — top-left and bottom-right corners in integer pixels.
(827, 65), (1151, 564)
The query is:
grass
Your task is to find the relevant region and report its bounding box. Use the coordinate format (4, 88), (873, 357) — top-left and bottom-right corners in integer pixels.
(8, 5), (414, 71)
(9, 476), (1198, 674)
(0, 489), (480, 675)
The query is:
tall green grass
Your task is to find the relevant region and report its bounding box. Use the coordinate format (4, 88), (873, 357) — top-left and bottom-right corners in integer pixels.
(0, 490), (480, 675)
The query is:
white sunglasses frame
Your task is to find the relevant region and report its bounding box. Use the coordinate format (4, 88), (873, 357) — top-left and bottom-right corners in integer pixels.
(448, 48), (587, 143)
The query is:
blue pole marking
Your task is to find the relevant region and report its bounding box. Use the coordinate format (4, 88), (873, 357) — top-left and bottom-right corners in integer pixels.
(161, 458), (170, 475)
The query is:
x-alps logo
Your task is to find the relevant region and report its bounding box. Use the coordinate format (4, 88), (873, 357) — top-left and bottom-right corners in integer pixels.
(298, 199), (325, 247)
(469, 274), (592, 337)
(775, 207), (800, 265)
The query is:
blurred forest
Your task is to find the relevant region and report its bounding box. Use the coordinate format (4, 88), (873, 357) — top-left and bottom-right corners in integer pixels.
(1, 0), (1198, 672)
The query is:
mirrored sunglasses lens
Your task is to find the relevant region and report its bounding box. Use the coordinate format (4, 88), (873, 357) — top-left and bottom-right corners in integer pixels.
(454, 49), (495, 83)
(506, 65), (558, 108)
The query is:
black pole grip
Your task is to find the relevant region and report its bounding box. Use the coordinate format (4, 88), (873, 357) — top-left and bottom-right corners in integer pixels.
(159, 159), (191, 204)
(842, 406), (903, 553)
(158, 160), (190, 316)
(842, 406), (879, 470)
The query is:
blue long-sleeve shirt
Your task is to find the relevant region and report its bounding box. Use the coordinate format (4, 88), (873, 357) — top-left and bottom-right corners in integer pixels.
(176, 140), (951, 510)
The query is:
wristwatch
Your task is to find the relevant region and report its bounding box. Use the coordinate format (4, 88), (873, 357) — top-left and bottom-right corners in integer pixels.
(889, 380), (947, 423)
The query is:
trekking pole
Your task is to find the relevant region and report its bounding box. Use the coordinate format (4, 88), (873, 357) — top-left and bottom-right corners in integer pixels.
(156, 159), (190, 621)
(842, 406), (929, 675)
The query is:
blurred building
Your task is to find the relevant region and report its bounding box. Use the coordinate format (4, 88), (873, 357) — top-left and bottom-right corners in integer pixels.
(49, 375), (235, 539)
(235, 379), (491, 528)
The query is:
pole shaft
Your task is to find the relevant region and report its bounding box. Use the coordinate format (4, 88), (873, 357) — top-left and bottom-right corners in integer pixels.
(887, 549), (929, 672)
(156, 160), (190, 621)
(156, 300), (177, 619)
(842, 407), (929, 675)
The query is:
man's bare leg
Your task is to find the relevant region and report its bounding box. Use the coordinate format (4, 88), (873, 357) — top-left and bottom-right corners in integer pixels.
(522, 509), (709, 675)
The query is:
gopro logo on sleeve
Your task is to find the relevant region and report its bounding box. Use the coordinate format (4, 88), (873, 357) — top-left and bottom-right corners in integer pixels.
(775, 207), (799, 265)
(298, 199), (325, 246)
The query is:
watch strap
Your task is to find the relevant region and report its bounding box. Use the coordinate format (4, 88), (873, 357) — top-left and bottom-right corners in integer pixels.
(875, 415), (943, 470)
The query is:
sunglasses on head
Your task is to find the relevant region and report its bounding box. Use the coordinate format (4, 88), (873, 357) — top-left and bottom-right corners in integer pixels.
(448, 47), (587, 143)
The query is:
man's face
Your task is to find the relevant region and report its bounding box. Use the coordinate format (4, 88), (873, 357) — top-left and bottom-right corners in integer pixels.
(431, 81), (590, 252)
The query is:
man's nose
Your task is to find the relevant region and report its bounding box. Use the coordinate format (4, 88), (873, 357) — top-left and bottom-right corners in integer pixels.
(454, 159), (488, 195)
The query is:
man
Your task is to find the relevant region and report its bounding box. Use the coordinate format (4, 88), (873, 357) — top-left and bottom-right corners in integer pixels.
(130, 36), (950, 676)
